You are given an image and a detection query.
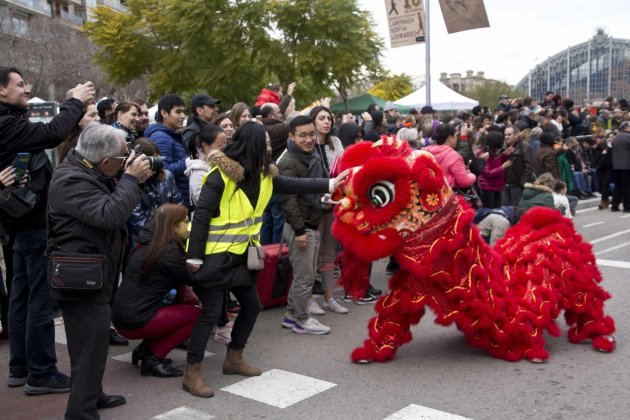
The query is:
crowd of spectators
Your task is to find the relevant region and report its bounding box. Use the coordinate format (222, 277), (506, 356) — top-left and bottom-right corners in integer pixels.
(1, 65), (630, 418)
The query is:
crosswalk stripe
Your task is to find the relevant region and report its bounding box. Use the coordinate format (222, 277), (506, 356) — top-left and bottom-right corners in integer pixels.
(384, 404), (473, 420)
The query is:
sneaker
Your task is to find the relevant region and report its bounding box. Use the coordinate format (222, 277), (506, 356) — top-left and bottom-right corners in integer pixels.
(368, 284), (383, 296)
(355, 293), (378, 305)
(308, 298), (326, 315)
(7, 372), (27, 388)
(24, 371), (71, 395)
(214, 326), (232, 344)
(322, 297), (349, 314)
(292, 317), (331, 335)
(281, 313), (297, 329)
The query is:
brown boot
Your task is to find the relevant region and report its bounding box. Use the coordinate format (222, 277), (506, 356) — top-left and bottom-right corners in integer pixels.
(598, 199), (610, 210)
(223, 348), (262, 376)
(182, 362), (214, 398)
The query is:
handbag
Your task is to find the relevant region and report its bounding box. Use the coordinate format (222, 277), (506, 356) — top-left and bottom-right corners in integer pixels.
(0, 187), (37, 218)
(455, 186), (483, 210)
(247, 243), (265, 271)
(48, 252), (109, 291)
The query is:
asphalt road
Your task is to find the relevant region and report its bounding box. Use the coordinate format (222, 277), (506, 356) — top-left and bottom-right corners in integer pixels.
(1, 197), (628, 420)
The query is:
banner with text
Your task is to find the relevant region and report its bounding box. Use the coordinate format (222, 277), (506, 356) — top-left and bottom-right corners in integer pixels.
(438, 0), (489, 34)
(384, 0), (426, 48)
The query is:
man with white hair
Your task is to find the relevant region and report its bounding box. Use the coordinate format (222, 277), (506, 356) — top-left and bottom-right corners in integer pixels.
(47, 123), (152, 418)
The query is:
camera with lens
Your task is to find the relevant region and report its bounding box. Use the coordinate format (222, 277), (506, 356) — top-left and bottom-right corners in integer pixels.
(126, 144), (165, 172)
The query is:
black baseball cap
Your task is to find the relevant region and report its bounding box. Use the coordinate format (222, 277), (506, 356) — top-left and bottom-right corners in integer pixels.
(191, 94), (221, 110)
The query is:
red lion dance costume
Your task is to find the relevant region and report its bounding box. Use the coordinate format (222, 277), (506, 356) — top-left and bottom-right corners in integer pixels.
(332, 138), (616, 363)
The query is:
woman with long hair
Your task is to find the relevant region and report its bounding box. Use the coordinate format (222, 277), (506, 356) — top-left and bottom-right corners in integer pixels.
(112, 101), (142, 143)
(184, 121), (348, 398)
(113, 203), (201, 378)
(336, 122), (363, 149)
(307, 106), (349, 314)
(212, 113), (235, 143)
(477, 131), (512, 208)
(228, 102), (252, 131)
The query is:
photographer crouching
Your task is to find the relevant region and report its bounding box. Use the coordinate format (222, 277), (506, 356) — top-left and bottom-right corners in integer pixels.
(47, 122), (153, 419)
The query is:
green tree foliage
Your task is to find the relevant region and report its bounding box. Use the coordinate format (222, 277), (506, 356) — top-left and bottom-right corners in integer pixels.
(460, 80), (528, 110)
(368, 73), (414, 101)
(84, 0), (385, 106)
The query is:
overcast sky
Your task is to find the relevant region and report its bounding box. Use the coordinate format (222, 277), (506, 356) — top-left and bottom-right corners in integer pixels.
(357, 0), (630, 86)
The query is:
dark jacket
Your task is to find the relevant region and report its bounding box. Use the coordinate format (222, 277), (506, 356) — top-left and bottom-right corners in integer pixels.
(145, 123), (190, 204)
(535, 144), (560, 180)
(262, 118), (290, 162)
(592, 143), (613, 171)
(277, 142), (326, 236)
(47, 150), (143, 303)
(612, 131), (630, 170)
(187, 151), (329, 289)
(112, 223), (195, 330)
(181, 115), (208, 149)
(128, 169), (183, 244)
(0, 98), (85, 232)
(505, 139), (535, 187)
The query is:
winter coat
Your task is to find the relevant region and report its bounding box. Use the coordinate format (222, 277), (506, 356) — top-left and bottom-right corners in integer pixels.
(424, 144), (476, 189)
(127, 170), (184, 243)
(612, 131), (630, 170)
(184, 157), (210, 207)
(557, 152), (574, 191)
(477, 153), (506, 192)
(277, 141), (326, 236)
(181, 115), (207, 149)
(0, 98), (85, 232)
(112, 223), (196, 330)
(504, 139), (535, 187)
(47, 150), (143, 304)
(262, 118), (290, 162)
(145, 123), (190, 204)
(186, 151), (331, 290)
(535, 144), (560, 180)
(255, 88), (281, 107)
(515, 183), (555, 221)
(592, 144), (613, 171)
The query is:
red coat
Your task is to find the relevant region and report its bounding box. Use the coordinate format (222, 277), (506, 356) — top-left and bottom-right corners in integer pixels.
(255, 88), (281, 106)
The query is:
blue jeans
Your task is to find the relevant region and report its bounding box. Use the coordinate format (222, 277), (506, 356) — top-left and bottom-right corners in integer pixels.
(8, 229), (58, 381)
(261, 193), (285, 245)
(572, 171), (590, 192)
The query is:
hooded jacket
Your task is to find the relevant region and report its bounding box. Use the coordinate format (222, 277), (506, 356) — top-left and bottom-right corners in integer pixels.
(255, 88), (281, 107)
(145, 123), (190, 204)
(424, 144), (476, 189)
(112, 222), (196, 330)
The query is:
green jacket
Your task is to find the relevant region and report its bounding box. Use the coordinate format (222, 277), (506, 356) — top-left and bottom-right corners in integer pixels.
(557, 152), (574, 191)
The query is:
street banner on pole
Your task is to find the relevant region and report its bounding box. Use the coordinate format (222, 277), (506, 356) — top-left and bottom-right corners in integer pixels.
(384, 0), (426, 48)
(438, 0), (489, 34)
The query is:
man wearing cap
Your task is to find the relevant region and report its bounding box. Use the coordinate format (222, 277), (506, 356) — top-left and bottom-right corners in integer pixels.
(145, 94), (190, 205)
(182, 93), (221, 148)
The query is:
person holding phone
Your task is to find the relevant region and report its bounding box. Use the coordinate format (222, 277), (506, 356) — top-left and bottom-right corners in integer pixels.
(0, 66), (94, 395)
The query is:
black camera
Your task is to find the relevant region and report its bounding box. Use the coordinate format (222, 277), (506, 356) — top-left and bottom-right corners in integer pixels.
(126, 144), (165, 172)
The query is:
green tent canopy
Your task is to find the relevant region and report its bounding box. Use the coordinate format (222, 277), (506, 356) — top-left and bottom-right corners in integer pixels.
(330, 93), (388, 114)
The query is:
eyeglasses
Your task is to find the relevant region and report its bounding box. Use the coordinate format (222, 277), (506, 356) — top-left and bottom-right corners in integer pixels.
(296, 131), (318, 139)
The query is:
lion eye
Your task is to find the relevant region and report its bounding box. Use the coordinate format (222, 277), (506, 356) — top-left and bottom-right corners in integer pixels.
(369, 181), (395, 208)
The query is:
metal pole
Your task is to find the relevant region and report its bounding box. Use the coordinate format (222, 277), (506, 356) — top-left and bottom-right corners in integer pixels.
(425, 0), (431, 106)
(587, 39), (591, 102)
(608, 38), (613, 97)
(566, 46), (571, 99)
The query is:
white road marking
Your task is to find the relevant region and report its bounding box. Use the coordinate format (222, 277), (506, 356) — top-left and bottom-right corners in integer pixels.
(152, 406), (214, 419)
(583, 221), (604, 228)
(595, 241), (630, 256)
(590, 229), (630, 245)
(221, 368), (336, 409)
(576, 207), (598, 214)
(621, 214), (630, 218)
(384, 404), (473, 420)
(597, 259), (630, 269)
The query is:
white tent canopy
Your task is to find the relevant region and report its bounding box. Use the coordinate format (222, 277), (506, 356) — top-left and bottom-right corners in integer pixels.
(394, 79), (479, 110)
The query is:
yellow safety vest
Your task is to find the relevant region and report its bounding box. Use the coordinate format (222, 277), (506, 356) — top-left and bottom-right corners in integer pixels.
(200, 167), (273, 255)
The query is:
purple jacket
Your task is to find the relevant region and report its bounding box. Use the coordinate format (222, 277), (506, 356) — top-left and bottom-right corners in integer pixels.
(424, 144), (476, 189)
(477, 153), (507, 192)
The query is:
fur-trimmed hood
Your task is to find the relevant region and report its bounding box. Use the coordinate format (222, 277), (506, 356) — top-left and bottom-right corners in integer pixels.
(523, 182), (553, 194)
(207, 151), (278, 182)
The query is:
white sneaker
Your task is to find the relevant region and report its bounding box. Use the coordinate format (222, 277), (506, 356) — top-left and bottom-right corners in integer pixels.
(322, 297), (349, 314)
(308, 298), (326, 315)
(292, 317), (331, 335)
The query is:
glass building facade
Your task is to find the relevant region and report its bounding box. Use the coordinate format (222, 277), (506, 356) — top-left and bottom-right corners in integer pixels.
(516, 29), (630, 105)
